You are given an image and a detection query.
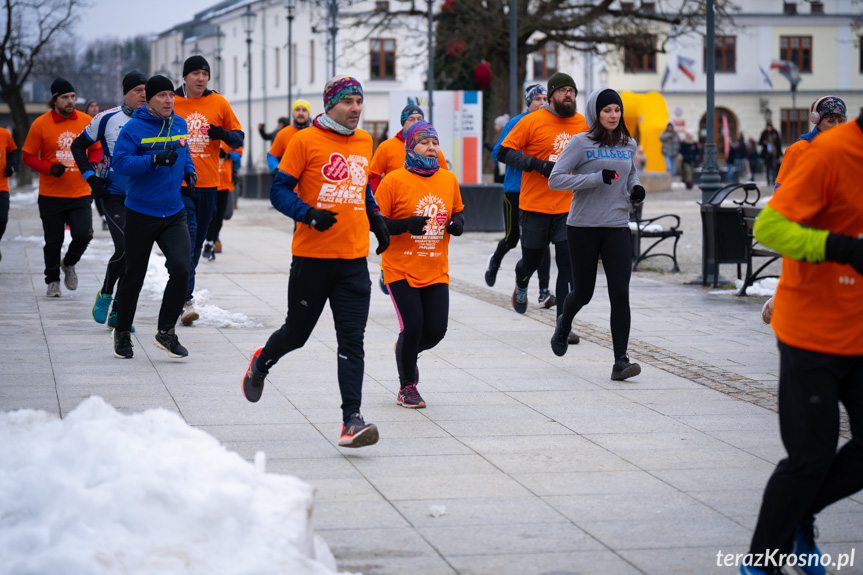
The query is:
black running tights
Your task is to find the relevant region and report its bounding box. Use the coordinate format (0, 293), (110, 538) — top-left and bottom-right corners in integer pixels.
(388, 280), (449, 388)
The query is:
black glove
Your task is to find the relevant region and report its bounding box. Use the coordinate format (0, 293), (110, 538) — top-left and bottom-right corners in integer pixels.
(183, 172), (197, 197)
(630, 185), (645, 204)
(49, 163), (66, 177)
(4, 165), (14, 177)
(207, 125), (228, 141)
(219, 147), (228, 159)
(369, 211), (390, 255)
(529, 156), (555, 178)
(446, 211), (465, 236)
(824, 233), (863, 275)
(602, 169), (618, 185)
(151, 149), (178, 167)
(305, 208), (338, 231)
(87, 175), (111, 198)
(405, 216), (429, 235)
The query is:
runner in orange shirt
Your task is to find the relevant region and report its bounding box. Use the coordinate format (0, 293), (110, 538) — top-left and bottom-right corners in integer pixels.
(241, 75), (390, 449)
(376, 121), (464, 409)
(203, 141), (242, 260)
(0, 125), (18, 262)
(172, 55), (244, 324)
(266, 99), (311, 172)
(498, 72), (587, 334)
(742, 112), (863, 575)
(22, 77), (102, 297)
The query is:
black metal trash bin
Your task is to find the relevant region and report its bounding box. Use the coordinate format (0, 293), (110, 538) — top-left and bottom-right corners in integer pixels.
(459, 183), (504, 232)
(699, 182), (761, 287)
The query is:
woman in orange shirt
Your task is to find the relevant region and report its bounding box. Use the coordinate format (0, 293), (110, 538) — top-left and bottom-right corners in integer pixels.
(376, 121), (465, 408)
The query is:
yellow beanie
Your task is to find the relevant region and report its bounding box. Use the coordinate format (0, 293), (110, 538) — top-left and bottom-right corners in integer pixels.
(292, 99), (311, 113)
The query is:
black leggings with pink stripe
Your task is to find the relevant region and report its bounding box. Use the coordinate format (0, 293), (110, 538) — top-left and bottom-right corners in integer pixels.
(387, 280), (449, 388)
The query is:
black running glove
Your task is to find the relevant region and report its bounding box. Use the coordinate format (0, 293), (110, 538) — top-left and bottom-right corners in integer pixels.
(183, 172), (197, 197)
(529, 156), (555, 178)
(369, 211), (390, 255)
(49, 163), (66, 177)
(87, 175), (111, 198)
(602, 169), (618, 185)
(630, 185), (646, 204)
(4, 165), (14, 177)
(384, 216), (429, 235)
(446, 211), (465, 236)
(824, 233), (863, 275)
(305, 208), (338, 231)
(152, 149), (178, 167)
(207, 125), (228, 141)
(219, 147), (228, 159)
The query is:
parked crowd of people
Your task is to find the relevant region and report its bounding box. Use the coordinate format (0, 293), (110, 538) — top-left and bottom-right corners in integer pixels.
(1, 60), (860, 575)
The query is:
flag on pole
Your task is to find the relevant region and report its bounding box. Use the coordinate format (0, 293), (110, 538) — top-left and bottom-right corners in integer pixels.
(770, 60), (801, 88)
(661, 65), (670, 90)
(759, 65), (773, 89)
(677, 56), (696, 82)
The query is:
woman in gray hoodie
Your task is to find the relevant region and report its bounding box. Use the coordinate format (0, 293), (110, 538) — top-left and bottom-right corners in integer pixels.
(547, 87), (645, 381)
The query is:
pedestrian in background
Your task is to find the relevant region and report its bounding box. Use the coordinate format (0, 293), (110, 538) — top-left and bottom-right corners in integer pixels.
(759, 121), (782, 186)
(266, 101), (311, 173)
(679, 132), (700, 190)
(258, 117), (289, 142)
(0, 125), (17, 263)
(659, 122), (680, 179)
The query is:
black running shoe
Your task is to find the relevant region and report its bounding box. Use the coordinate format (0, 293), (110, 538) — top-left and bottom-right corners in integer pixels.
(113, 329), (134, 359)
(397, 384), (426, 408)
(484, 254), (499, 287)
(338, 413), (379, 448)
(153, 328), (188, 358)
(611, 358), (641, 381)
(538, 289), (556, 308)
(568, 331), (580, 345)
(242, 347), (267, 402)
(512, 285), (528, 314)
(551, 315), (569, 357)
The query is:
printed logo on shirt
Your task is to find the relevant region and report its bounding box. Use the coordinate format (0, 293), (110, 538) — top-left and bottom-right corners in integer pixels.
(184, 111), (211, 156)
(550, 132), (573, 161)
(56, 131), (78, 168)
(586, 149), (633, 161)
(413, 193), (446, 254)
(316, 153), (368, 208)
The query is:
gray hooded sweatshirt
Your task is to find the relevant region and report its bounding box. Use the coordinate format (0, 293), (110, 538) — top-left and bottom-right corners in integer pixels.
(548, 87), (640, 228)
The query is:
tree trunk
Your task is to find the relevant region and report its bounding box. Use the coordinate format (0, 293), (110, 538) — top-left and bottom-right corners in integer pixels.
(5, 90), (34, 186)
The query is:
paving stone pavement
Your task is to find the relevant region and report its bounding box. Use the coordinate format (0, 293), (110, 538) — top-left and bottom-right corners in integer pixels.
(1, 184), (861, 575)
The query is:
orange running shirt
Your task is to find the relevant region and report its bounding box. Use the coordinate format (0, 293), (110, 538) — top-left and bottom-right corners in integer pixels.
(376, 167), (464, 288)
(268, 125), (301, 159)
(173, 92), (242, 189)
(500, 108), (588, 214)
(0, 127), (17, 192)
(22, 110), (99, 198)
(219, 142), (242, 191)
(278, 126), (375, 259)
(369, 134), (448, 184)
(768, 120), (863, 355)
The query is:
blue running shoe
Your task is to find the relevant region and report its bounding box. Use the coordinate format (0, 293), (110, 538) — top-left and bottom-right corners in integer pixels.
(92, 290), (112, 324)
(106, 311), (135, 333)
(792, 518), (826, 575)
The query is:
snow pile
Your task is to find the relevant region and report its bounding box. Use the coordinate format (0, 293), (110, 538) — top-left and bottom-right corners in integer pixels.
(708, 277), (778, 297)
(0, 397), (349, 575)
(9, 189), (38, 205)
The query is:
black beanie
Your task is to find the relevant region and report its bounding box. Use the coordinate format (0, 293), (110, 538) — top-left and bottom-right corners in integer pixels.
(183, 55), (210, 78)
(123, 70), (148, 94)
(595, 89), (623, 117)
(146, 75), (175, 102)
(547, 72), (577, 97)
(50, 77), (75, 98)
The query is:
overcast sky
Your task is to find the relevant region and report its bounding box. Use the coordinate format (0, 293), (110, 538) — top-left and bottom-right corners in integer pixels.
(75, 0), (219, 40)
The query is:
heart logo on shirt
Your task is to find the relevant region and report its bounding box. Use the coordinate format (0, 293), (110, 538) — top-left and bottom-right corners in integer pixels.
(322, 153), (349, 182)
(435, 211), (448, 226)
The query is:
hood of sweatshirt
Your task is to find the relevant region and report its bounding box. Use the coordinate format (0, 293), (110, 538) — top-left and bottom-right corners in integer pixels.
(584, 87), (605, 129)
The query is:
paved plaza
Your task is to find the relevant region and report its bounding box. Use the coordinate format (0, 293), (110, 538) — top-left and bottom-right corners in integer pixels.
(1, 185), (861, 575)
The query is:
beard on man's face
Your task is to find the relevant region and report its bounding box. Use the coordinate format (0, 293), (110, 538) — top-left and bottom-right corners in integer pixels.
(551, 97), (576, 118)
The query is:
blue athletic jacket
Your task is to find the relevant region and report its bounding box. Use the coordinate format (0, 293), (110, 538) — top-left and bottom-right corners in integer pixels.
(112, 106), (195, 218)
(492, 111), (528, 194)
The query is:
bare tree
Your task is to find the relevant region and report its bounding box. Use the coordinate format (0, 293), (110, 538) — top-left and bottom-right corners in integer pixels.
(0, 0), (86, 183)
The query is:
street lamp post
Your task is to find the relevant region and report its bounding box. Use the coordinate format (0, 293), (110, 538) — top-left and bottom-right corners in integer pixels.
(215, 27), (224, 93)
(508, 0), (517, 118)
(242, 5), (257, 172)
(327, 0), (338, 77)
(427, 0), (434, 125)
(699, 0), (721, 204)
(286, 0), (295, 113)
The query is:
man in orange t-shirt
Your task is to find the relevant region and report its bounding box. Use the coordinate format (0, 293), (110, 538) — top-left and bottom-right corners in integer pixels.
(203, 141), (242, 260)
(22, 77), (102, 297)
(744, 113), (863, 572)
(266, 99), (311, 172)
(0, 126), (18, 262)
(241, 75), (390, 449)
(172, 55), (244, 324)
(498, 72), (588, 319)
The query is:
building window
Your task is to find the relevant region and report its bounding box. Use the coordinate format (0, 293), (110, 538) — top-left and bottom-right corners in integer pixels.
(624, 36), (656, 73)
(810, 2), (824, 13)
(310, 39), (315, 83)
(704, 35), (735, 73)
(532, 41), (558, 79)
(620, 2), (633, 13)
(375, 1), (389, 11)
(370, 39), (396, 79)
(783, 2), (797, 15)
(641, 2), (655, 13)
(781, 108), (808, 144)
(780, 35), (812, 72)
(275, 47), (280, 87)
(365, 120), (388, 152)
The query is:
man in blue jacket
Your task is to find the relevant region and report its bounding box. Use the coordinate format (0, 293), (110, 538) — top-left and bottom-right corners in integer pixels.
(110, 75), (196, 360)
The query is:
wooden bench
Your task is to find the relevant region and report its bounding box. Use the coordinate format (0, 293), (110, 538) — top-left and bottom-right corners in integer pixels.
(736, 205), (781, 296)
(629, 202), (683, 272)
